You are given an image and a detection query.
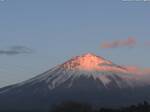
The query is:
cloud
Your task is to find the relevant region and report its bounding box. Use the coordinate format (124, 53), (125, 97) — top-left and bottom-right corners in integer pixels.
(101, 37), (136, 49)
(125, 66), (150, 75)
(0, 46), (33, 55)
(125, 66), (150, 84)
(145, 41), (150, 46)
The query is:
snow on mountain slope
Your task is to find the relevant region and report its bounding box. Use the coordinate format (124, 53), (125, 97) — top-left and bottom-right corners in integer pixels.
(0, 53), (140, 94)
(0, 53), (150, 111)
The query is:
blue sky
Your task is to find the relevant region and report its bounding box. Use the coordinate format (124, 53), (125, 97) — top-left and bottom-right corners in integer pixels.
(0, 0), (150, 87)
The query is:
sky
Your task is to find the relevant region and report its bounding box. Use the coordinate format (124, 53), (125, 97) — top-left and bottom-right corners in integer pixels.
(0, 0), (150, 87)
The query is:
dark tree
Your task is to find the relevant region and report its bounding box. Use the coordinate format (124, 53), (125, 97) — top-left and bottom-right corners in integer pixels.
(50, 101), (93, 112)
(50, 101), (150, 112)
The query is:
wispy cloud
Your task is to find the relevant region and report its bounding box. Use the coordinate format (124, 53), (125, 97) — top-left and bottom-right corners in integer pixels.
(145, 41), (150, 46)
(101, 37), (136, 49)
(0, 46), (33, 56)
(125, 66), (150, 75)
(125, 65), (150, 83)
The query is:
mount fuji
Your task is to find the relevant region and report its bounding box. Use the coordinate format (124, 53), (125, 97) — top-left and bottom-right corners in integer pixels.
(0, 53), (150, 111)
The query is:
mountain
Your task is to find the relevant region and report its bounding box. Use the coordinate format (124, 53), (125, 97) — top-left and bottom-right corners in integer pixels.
(0, 53), (150, 111)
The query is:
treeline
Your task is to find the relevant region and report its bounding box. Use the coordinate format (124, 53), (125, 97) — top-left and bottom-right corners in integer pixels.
(50, 101), (150, 112)
(1, 101), (150, 112)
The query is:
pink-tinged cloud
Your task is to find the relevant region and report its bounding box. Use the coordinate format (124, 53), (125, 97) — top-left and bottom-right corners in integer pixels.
(125, 66), (150, 75)
(101, 37), (136, 49)
(145, 41), (150, 46)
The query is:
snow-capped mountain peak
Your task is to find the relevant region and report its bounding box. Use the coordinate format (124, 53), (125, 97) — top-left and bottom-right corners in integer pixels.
(0, 53), (138, 93)
(0, 53), (149, 111)
(61, 53), (127, 73)
(34, 53), (136, 89)
(61, 53), (111, 71)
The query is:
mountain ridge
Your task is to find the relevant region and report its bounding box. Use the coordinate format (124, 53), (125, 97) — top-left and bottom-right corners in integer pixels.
(0, 53), (150, 111)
